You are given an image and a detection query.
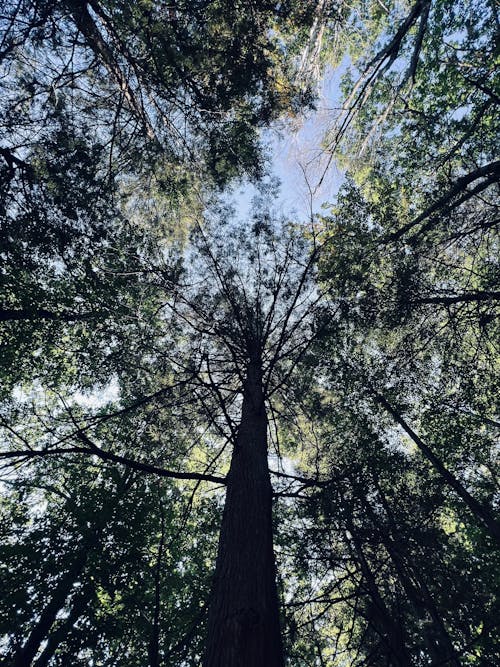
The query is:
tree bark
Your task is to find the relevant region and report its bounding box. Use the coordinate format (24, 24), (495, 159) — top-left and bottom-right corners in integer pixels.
(203, 354), (284, 667)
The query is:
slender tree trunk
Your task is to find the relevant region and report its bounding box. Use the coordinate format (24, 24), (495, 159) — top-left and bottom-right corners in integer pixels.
(347, 526), (412, 667)
(13, 551), (88, 667)
(149, 497), (166, 667)
(373, 390), (500, 542)
(32, 586), (93, 667)
(374, 485), (461, 666)
(204, 355), (284, 667)
(361, 496), (460, 666)
(13, 477), (132, 667)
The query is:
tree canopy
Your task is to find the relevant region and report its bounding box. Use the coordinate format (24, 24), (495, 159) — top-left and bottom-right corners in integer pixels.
(1, 1), (498, 666)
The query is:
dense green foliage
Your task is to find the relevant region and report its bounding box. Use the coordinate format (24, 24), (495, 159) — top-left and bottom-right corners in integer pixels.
(1, 1), (498, 665)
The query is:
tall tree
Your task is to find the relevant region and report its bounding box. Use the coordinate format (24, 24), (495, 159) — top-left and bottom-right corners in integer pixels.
(1, 199), (326, 664)
(1, 0), (499, 665)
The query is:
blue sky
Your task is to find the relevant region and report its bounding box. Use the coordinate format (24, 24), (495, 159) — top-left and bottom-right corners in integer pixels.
(262, 62), (349, 220)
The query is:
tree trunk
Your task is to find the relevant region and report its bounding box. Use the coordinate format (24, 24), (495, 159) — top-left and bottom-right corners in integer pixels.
(13, 477), (132, 667)
(148, 498), (166, 667)
(32, 586), (93, 667)
(13, 551), (88, 667)
(373, 390), (500, 542)
(203, 355), (284, 667)
(346, 521), (412, 667)
(361, 495), (460, 666)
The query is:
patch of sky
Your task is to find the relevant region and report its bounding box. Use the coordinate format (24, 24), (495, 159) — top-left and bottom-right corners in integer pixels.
(72, 376), (120, 409)
(228, 57), (351, 229)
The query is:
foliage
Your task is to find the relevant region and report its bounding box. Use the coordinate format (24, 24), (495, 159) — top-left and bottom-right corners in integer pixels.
(1, 1), (499, 666)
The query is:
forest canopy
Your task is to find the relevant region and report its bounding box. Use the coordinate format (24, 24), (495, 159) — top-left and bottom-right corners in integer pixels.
(0, 1), (498, 666)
